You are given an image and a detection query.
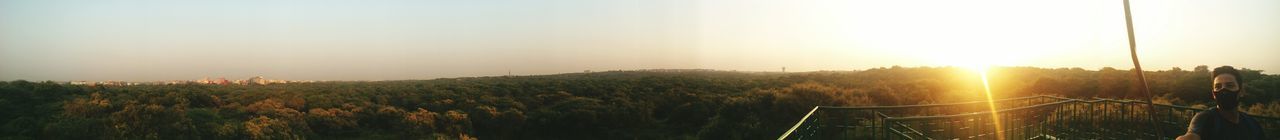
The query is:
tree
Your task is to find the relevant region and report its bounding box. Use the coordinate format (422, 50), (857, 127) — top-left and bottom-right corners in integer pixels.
(244, 116), (303, 140)
(107, 101), (195, 139)
(306, 108), (357, 135)
(403, 108), (439, 137)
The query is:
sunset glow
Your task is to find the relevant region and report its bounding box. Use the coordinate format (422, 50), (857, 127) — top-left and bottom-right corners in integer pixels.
(1, 0), (1278, 140)
(2, 0), (1278, 81)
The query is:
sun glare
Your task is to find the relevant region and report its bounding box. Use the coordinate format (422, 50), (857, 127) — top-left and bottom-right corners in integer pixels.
(977, 65), (1006, 140)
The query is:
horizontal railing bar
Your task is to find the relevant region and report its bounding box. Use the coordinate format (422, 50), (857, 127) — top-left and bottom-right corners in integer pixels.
(820, 95), (1058, 110)
(1087, 97), (1280, 120)
(885, 99), (1077, 121)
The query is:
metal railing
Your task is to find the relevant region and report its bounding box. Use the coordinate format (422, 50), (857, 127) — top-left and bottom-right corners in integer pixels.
(779, 96), (1280, 140)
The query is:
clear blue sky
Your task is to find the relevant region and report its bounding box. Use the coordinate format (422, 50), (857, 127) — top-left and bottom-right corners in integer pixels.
(2, 0), (1277, 81)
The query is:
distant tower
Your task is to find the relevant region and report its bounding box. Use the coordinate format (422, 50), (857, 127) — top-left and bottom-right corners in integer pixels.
(782, 67), (786, 73)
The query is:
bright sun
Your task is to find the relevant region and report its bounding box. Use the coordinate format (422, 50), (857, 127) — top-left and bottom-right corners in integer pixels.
(927, 45), (1024, 69)
(937, 48), (1006, 139)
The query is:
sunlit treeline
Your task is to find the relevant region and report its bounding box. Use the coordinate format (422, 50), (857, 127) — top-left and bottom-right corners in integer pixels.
(0, 66), (1276, 139)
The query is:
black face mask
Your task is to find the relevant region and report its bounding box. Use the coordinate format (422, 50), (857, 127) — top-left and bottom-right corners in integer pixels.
(1213, 89), (1240, 111)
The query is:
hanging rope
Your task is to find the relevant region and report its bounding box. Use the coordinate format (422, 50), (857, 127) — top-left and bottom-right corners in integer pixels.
(1123, 0), (1165, 138)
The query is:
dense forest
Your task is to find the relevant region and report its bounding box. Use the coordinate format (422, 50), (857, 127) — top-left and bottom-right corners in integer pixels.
(1, 66), (1278, 139)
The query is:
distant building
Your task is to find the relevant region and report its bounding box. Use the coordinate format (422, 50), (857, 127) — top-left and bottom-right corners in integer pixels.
(248, 76), (267, 85)
(213, 77), (230, 85)
(197, 77), (211, 84)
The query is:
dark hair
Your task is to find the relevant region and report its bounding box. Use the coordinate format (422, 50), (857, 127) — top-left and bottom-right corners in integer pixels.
(1211, 66), (1243, 85)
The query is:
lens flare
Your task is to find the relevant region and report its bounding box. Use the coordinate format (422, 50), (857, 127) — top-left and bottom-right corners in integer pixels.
(977, 66), (1006, 140)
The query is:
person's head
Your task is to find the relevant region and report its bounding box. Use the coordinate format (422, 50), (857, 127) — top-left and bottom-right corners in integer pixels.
(1211, 66), (1243, 111)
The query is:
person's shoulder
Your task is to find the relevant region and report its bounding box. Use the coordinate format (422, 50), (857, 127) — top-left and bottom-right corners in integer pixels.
(1235, 111), (1267, 139)
(1237, 111), (1263, 125)
(1187, 108), (1216, 135)
(1188, 108), (1218, 129)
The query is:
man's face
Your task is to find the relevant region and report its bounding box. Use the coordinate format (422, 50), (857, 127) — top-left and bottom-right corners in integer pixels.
(1213, 75), (1239, 93)
(1212, 74), (1240, 98)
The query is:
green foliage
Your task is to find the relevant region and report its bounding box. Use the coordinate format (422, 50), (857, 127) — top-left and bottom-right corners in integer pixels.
(0, 68), (1277, 139)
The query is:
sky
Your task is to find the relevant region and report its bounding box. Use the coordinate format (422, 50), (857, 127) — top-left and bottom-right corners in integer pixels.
(1, 0), (1277, 81)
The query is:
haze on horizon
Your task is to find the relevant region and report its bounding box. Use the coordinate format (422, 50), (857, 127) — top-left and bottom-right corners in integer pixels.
(2, 0), (1278, 81)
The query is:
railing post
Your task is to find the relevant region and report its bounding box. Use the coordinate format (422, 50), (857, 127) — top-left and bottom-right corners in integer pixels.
(1167, 106), (1174, 127)
(814, 110), (824, 140)
(882, 116), (889, 139)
